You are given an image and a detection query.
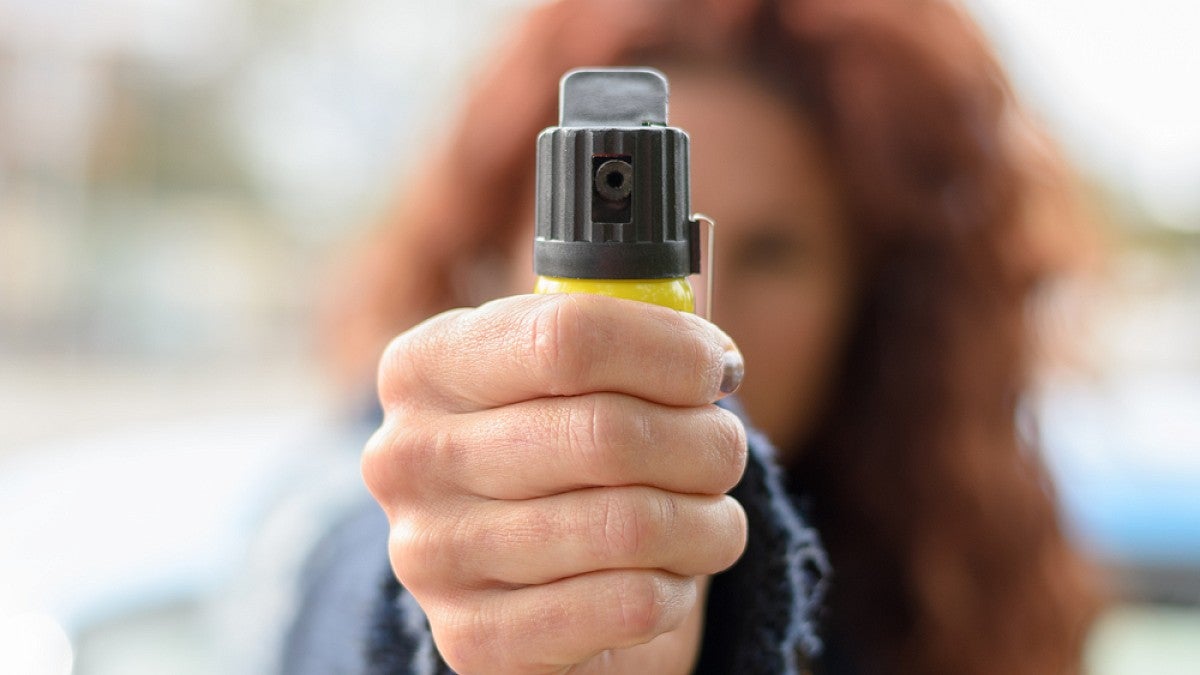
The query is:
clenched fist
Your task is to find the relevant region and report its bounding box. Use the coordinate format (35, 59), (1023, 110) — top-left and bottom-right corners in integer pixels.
(363, 293), (749, 674)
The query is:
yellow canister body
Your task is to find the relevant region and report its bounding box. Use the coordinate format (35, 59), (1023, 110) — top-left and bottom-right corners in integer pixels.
(534, 276), (694, 313)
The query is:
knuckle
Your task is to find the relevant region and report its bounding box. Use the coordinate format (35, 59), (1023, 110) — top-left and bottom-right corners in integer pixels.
(713, 408), (750, 492)
(590, 490), (661, 562)
(594, 492), (644, 561)
(612, 572), (668, 639)
(387, 507), (473, 589)
(569, 395), (638, 480)
(423, 424), (460, 479)
(429, 601), (491, 675)
(378, 308), (470, 411)
(387, 515), (438, 588)
(361, 416), (444, 505)
(566, 395), (603, 466)
(620, 398), (656, 455)
(718, 497), (750, 570)
(360, 422), (394, 500)
(376, 331), (416, 409)
(529, 295), (589, 395)
(680, 328), (722, 401)
(362, 420), (413, 504)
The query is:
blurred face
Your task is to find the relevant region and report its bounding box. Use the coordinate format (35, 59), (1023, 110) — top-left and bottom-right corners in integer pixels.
(673, 68), (857, 457)
(512, 68), (857, 459)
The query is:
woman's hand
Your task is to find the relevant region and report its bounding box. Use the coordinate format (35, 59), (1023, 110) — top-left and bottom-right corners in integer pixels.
(364, 293), (749, 675)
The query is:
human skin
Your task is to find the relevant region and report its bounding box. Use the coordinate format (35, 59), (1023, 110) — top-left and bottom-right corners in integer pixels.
(366, 69), (856, 673)
(364, 294), (750, 674)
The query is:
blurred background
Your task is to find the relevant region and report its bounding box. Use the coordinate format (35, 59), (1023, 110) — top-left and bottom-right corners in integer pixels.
(0, 0), (1196, 673)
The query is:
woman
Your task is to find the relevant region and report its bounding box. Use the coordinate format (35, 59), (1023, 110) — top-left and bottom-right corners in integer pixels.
(298, 0), (1100, 672)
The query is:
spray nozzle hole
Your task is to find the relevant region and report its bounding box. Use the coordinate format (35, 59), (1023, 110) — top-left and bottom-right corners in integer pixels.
(594, 158), (633, 201)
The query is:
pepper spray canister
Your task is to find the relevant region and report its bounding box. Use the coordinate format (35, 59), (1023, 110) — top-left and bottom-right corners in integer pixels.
(533, 68), (702, 313)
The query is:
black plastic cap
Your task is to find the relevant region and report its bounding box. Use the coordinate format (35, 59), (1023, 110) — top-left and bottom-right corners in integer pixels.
(534, 68), (699, 280)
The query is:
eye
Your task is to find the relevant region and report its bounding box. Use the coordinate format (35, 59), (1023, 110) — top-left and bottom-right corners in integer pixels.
(725, 225), (810, 276)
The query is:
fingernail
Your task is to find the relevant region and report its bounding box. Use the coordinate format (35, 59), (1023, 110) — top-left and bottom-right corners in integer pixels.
(719, 349), (744, 395)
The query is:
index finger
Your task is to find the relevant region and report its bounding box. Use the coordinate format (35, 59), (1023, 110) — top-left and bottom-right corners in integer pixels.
(378, 293), (742, 412)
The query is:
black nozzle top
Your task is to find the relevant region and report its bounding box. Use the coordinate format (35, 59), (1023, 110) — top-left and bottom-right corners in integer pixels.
(534, 68), (699, 280)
